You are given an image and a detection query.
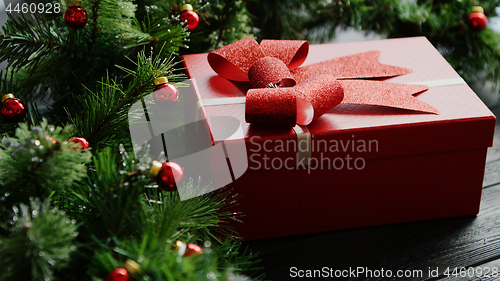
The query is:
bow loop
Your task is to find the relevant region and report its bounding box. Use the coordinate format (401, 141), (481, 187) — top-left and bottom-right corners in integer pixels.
(246, 75), (343, 127)
(260, 39), (309, 70)
(207, 37), (440, 127)
(247, 57), (295, 88)
(207, 37), (309, 82)
(246, 87), (298, 127)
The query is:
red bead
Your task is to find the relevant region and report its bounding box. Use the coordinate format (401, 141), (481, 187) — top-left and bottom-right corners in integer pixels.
(69, 137), (90, 149)
(180, 10), (199, 30)
(1, 98), (26, 122)
(156, 162), (183, 191)
(64, 7), (87, 29)
(153, 83), (179, 107)
(469, 12), (488, 31)
(184, 243), (203, 257)
(105, 268), (129, 281)
(45, 136), (58, 145)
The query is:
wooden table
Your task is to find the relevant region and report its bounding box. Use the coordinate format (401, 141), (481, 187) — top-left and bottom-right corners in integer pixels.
(244, 106), (500, 281)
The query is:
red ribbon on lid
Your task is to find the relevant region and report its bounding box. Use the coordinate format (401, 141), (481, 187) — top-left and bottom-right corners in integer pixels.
(207, 37), (439, 127)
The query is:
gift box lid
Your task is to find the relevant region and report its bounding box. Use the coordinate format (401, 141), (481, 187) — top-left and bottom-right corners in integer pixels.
(181, 37), (496, 167)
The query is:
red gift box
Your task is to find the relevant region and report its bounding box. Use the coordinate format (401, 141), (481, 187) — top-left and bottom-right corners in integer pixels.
(181, 37), (497, 240)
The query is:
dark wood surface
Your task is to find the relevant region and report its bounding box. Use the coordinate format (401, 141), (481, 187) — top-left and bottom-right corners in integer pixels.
(244, 106), (500, 281)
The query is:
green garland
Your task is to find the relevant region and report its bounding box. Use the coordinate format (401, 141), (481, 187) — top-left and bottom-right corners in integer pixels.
(1, 0), (500, 279)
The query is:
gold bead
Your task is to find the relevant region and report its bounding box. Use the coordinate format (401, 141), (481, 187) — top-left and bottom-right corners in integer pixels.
(471, 6), (484, 14)
(1, 94), (15, 103)
(180, 4), (193, 12)
(153, 77), (168, 86)
(123, 259), (141, 275)
(66, 0), (81, 7)
(173, 240), (187, 256)
(150, 160), (162, 177)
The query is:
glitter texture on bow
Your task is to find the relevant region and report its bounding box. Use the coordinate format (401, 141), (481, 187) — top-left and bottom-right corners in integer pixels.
(207, 37), (439, 127)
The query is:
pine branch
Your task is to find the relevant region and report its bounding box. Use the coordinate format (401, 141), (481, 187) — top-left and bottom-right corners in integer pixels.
(0, 120), (92, 207)
(0, 69), (46, 131)
(0, 198), (79, 281)
(187, 0), (254, 53)
(0, 14), (82, 71)
(74, 146), (150, 240)
(81, 157), (255, 279)
(88, 232), (254, 280)
(0, 14), (95, 108)
(89, 0), (101, 47)
(68, 47), (184, 149)
(131, 14), (187, 54)
(94, 0), (142, 52)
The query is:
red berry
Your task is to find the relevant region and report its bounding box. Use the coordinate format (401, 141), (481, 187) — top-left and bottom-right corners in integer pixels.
(1, 98), (26, 122)
(184, 243), (203, 257)
(180, 10), (199, 30)
(156, 162), (183, 191)
(69, 137), (90, 150)
(64, 7), (87, 29)
(153, 83), (179, 107)
(469, 12), (487, 31)
(105, 268), (129, 281)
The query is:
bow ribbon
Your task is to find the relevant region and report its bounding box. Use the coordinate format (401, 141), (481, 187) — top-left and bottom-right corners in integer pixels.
(207, 37), (439, 127)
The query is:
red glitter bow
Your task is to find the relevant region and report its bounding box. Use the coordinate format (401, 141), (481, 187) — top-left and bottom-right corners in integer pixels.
(208, 37), (439, 127)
